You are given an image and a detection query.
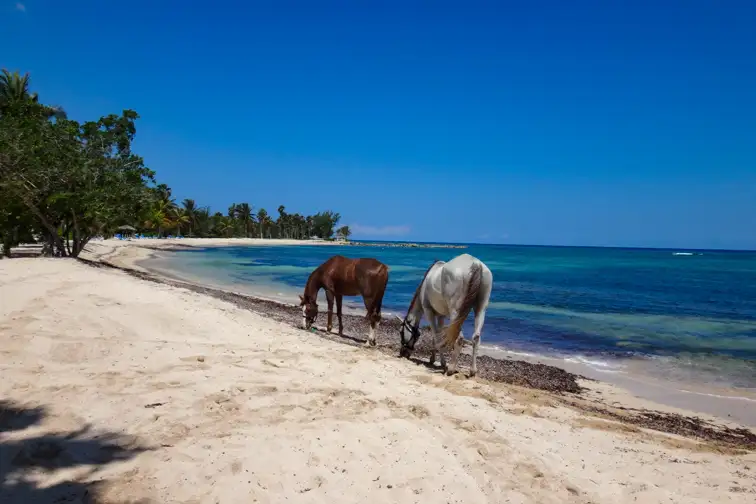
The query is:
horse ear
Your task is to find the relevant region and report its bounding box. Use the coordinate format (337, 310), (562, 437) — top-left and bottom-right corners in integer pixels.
(298, 294), (305, 305)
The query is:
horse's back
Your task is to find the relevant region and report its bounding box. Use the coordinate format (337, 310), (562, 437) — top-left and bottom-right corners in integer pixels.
(355, 258), (389, 289)
(439, 254), (493, 300)
(320, 255), (388, 294)
(354, 257), (387, 271)
(442, 253), (488, 278)
(321, 255), (381, 273)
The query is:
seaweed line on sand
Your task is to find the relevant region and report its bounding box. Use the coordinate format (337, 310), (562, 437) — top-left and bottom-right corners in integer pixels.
(78, 257), (756, 450)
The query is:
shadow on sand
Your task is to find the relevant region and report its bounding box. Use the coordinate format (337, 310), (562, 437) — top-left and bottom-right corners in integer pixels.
(0, 399), (151, 504)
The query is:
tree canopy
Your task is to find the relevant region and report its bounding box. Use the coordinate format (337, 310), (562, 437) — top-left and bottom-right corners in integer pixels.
(0, 69), (347, 258)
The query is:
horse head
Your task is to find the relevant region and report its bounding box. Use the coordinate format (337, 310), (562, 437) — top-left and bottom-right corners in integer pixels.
(299, 294), (318, 329)
(396, 314), (420, 358)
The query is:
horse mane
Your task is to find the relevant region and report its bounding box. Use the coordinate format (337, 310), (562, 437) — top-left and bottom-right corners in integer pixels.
(303, 264), (323, 301)
(405, 259), (440, 319)
(442, 261), (483, 349)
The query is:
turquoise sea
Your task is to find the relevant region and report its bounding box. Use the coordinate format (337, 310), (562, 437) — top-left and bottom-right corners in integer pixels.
(147, 243), (756, 390)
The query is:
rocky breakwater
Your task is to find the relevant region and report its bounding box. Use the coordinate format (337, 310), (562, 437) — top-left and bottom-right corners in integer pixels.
(345, 241), (466, 249)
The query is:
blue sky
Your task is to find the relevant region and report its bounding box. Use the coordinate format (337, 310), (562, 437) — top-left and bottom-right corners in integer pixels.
(4, 1), (755, 249)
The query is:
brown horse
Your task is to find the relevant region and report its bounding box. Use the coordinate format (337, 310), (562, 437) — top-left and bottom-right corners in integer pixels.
(299, 255), (389, 346)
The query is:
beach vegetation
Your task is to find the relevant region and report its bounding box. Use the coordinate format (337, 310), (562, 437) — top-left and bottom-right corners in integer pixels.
(0, 69), (346, 257)
(336, 225), (352, 241)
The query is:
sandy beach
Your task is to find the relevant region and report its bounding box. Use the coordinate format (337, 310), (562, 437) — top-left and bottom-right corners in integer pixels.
(1, 240), (755, 503)
(106, 239), (756, 428)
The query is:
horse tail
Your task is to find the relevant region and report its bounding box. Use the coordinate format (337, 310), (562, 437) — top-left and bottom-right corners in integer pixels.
(442, 261), (483, 349)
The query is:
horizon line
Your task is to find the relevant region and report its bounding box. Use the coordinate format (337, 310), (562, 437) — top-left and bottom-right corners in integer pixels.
(349, 239), (756, 253)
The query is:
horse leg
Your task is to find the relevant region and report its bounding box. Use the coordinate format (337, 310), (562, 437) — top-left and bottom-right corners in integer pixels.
(470, 306), (487, 377)
(336, 294), (344, 336)
(325, 290), (334, 333)
(448, 336), (465, 376)
(367, 312), (377, 347)
(426, 313), (446, 371)
(428, 315), (444, 367)
(446, 311), (465, 376)
(361, 295), (378, 347)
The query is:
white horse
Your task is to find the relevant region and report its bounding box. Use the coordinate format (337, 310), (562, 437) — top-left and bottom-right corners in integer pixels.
(396, 253), (493, 376)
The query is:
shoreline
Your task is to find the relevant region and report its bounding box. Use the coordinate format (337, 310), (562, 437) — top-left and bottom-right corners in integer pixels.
(2, 243), (755, 501)
(87, 236), (467, 252)
(107, 239), (756, 429)
(82, 239), (756, 438)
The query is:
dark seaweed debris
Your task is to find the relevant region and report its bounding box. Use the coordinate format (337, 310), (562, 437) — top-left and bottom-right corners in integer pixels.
(564, 400), (756, 450)
(79, 257), (756, 450)
(471, 355), (583, 393)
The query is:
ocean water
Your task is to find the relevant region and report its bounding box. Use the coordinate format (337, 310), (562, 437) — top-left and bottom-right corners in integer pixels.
(147, 243), (756, 390)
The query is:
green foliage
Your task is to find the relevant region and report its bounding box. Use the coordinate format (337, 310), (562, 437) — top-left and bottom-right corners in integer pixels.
(0, 69), (347, 256)
(312, 211), (341, 240)
(1, 68), (65, 119)
(1, 71), (152, 256)
(336, 225), (352, 240)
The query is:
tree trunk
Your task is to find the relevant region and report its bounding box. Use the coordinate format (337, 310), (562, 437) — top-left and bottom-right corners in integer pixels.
(2, 233), (12, 258)
(71, 211), (80, 256)
(64, 223), (72, 256)
(41, 230), (58, 257)
(20, 198), (67, 256)
(71, 235), (90, 258)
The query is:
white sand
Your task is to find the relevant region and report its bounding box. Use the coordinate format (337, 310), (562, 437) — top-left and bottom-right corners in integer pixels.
(1, 252), (754, 503)
(96, 238), (756, 427)
(96, 237), (341, 250)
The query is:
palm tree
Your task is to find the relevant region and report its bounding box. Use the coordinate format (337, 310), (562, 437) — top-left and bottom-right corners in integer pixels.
(291, 213), (305, 239)
(182, 199), (198, 236)
(210, 212), (226, 236)
(217, 216), (235, 237)
(224, 204), (237, 236)
(256, 208), (268, 239)
(0, 68), (66, 119)
(263, 214), (274, 238)
(277, 205), (288, 238)
(144, 200), (172, 237)
(0, 69), (36, 106)
(195, 207), (211, 236)
(235, 203), (254, 238)
(143, 191), (176, 237)
(171, 207), (191, 237)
